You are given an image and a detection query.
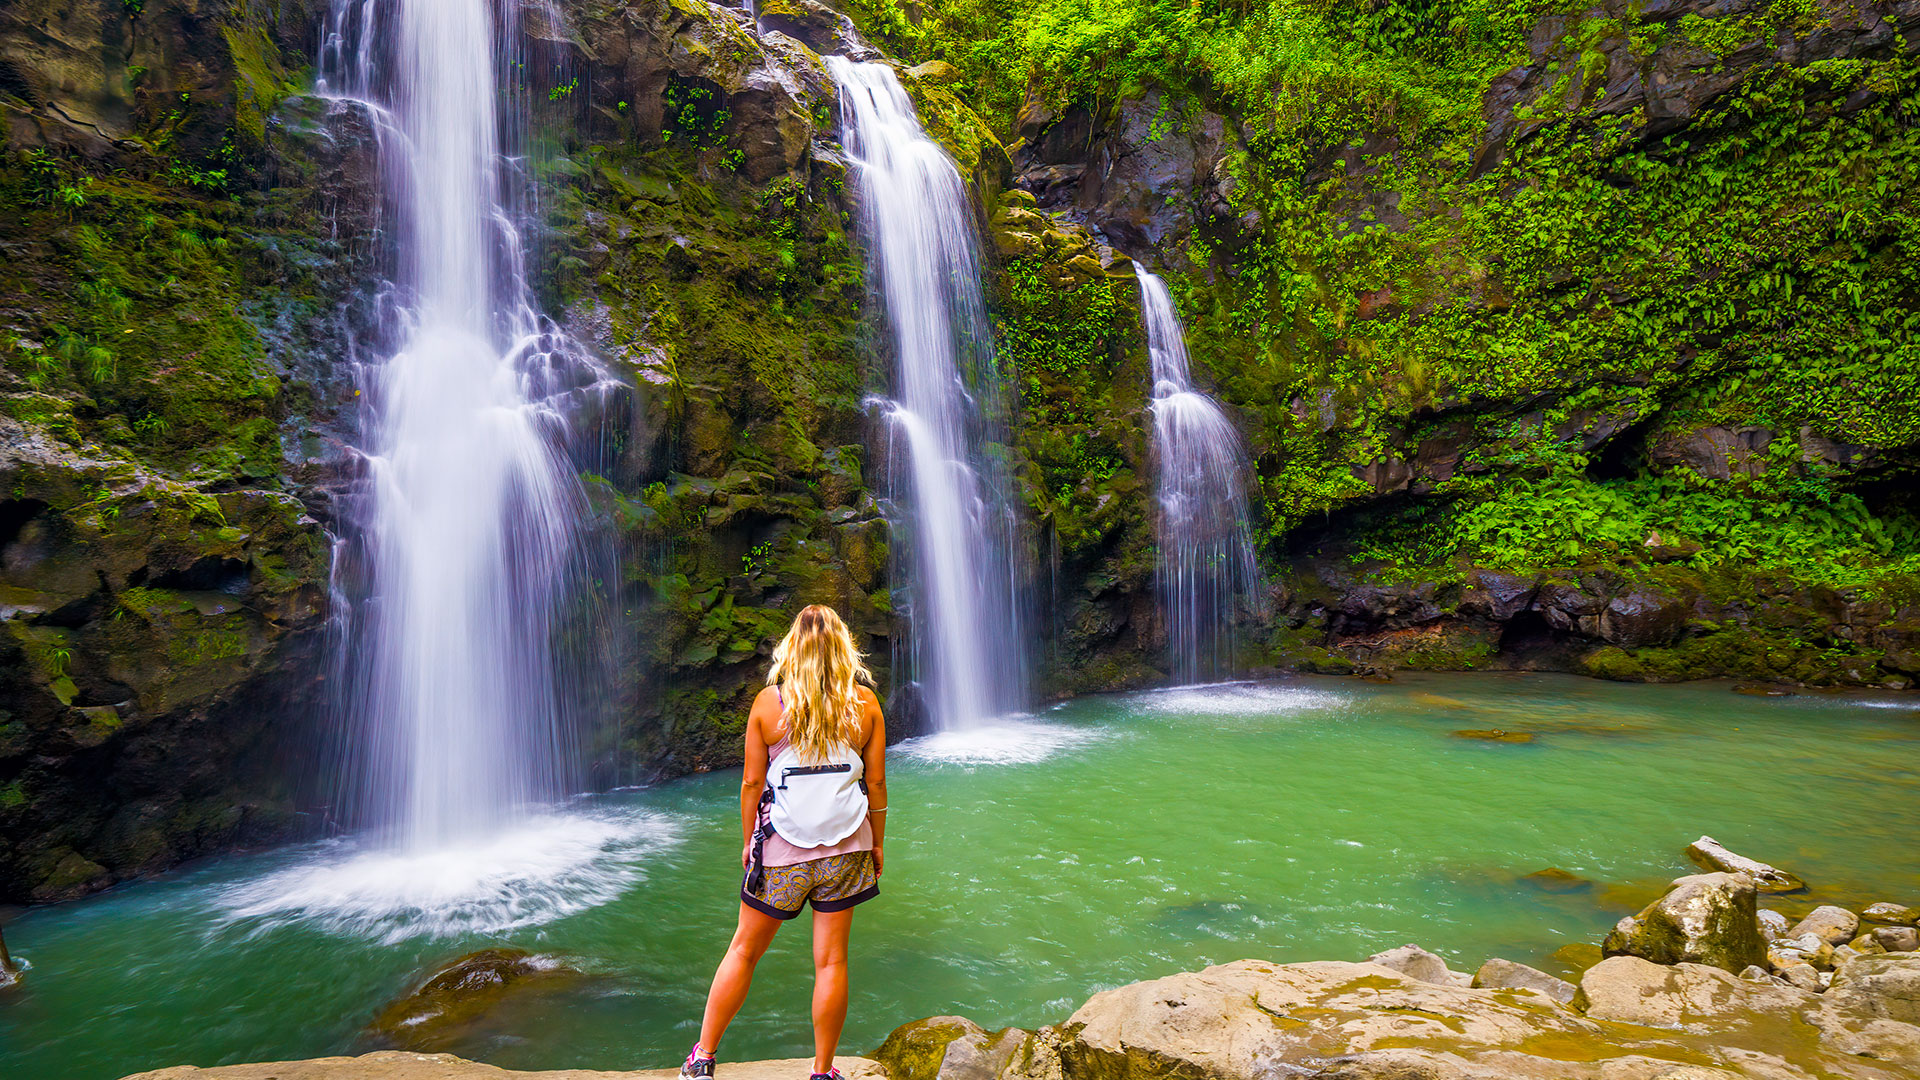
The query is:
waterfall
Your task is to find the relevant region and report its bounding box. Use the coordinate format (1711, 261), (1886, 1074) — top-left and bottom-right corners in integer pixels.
(1134, 264), (1263, 684)
(317, 0), (603, 848)
(827, 58), (1027, 729)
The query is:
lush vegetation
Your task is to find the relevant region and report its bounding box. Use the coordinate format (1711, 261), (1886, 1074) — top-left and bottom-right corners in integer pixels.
(838, 0), (1919, 609)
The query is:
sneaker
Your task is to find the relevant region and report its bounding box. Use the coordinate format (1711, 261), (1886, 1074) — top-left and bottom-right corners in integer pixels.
(809, 1070), (844, 1080)
(680, 1043), (715, 1080)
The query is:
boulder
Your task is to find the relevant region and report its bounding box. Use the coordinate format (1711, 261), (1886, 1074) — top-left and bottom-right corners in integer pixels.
(1827, 953), (1920, 1024)
(1602, 873), (1769, 972)
(1365, 943), (1472, 986)
(1863, 903), (1919, 927)
(1790, 906), (1861, 946)
(1684, 836), (1807, 894)
(1576, 955), (1820, 1032)
(1472, 957), (1576, 1003)
(1873, 927), (1920, 953)
(874, 1016), (1036, 1080)
(1063, 959), (1678, 1079)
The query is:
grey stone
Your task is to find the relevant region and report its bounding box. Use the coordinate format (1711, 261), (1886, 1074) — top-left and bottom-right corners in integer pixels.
(1757, 908), (1792, 939)
(1780, 963), (1825, 992)
(1471, 957), (1577, 1003)
(1873, 927), (1920, 953)
(1684, 836), (1806, 894)
(1365, 943), (1472, 986)
(1826, 953), (1920, 1024)
(1789, 905), (1860, 947)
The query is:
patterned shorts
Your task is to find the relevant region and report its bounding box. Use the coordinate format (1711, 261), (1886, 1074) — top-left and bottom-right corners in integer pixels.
(742, 850), (879, 920)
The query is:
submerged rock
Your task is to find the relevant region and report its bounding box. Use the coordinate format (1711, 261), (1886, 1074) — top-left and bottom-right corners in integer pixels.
(1451, 728), (1536, 743)
(1602, 872), (1768, 972)
(1685, 835), (1807, 894)
(365, 949), (587, 1053)
(1364, 943), (1472, 986)
(1521, 866), (1593, 893)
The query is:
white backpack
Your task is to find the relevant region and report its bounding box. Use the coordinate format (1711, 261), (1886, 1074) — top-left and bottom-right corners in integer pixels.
(766, 739), (869, 847)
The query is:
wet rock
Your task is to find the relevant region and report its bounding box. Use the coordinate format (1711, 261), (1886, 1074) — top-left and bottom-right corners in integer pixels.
(1771, 934), (1836, 972)
(1552, 942), (1605, 973)
(1790, 906), (1861, 947)
(1873, 927), (1920, 953)
(875, 1017), (1034, 1080)
(1472, 957), (1576, 1002)
(1648, 425), (1776, 482)
(1827, 953), (1920, 1023)
(1732, 683), (1794, 696)
(1364, 943), (1472, 986)
(0, 923), (17, 988)
(1599, 586), (1691, 648)
(1851, 933), (1890, 955)
(756, 0), (863, 56)
(1758, 908), (1792, 939)
(1451, 728), (1536, 743)
(365, 949), (587, 1053)
(1602, 872), (1768, 972)
(874, 1016), (987, 1080)
(1685, 836), (1806, 894)
(1864, 902), (1920, 926)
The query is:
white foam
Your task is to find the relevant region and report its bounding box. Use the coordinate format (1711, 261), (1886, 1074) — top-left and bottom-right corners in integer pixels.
(1131, 681), (1345, 717)
(213, 807), (677, 943)
(894, 719), (1102, 765)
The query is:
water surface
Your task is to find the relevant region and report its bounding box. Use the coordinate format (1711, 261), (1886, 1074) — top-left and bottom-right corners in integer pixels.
(4, 673), (1917, 1079)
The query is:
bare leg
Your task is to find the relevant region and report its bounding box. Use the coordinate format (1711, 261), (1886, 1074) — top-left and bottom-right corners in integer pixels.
(698, 903), (785, 1055)
(810, 906), (855, 1074)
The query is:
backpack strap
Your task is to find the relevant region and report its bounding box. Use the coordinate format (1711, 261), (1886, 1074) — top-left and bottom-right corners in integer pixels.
(746, 687), (783, 894)
(745, 782), (776, 894)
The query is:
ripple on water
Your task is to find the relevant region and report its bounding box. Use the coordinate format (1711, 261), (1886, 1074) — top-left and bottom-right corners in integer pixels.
(212, 807), (679, 944)
(894, 718), (1104, 765)
(1129, 680), (1347, 717)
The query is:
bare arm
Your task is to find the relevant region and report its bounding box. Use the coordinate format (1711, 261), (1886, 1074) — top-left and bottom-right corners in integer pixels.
(861, 687), (887, 870)
(740, 686), (779, 866)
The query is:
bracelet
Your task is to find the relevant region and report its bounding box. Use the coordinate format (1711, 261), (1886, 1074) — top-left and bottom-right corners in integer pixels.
(869, 804), (888, 813)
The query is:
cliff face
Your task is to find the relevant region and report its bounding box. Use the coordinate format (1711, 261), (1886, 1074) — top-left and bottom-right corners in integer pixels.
(1, 0), (1916, 901)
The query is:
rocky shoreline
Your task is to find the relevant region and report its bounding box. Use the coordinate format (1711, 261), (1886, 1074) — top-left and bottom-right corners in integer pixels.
(103, 841), (1920, 1080)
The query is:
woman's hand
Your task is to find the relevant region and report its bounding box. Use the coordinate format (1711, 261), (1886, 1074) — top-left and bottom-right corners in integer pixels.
(741, 841), (752, 870)
(870, 843), (883, 878)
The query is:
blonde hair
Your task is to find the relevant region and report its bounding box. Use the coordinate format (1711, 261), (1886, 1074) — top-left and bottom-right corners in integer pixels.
(767, 605), (872, 763)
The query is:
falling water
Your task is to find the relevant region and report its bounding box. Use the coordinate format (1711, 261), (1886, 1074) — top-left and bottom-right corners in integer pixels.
(828, 58), (1027, 729)
(316, 0), (603, 848)
(1134, 264), (1262, 684)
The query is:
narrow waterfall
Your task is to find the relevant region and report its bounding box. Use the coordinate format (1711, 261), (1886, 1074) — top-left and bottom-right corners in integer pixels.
(827, 58), (1027, 729)
(1134, 264), (1262, 684)
(317, 0), (599, 848)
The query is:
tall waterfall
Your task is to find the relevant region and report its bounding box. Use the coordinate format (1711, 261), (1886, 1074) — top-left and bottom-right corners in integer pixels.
(828, 58), (1027, 730)
(1135, 264), (1262, 684)
(317, 0), (600, 848)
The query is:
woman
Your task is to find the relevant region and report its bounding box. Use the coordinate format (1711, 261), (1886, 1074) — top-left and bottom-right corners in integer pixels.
(681, 605), (887, 1080)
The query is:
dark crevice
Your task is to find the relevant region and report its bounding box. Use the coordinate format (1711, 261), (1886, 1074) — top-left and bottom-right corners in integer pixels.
(0, 498), (49, 552)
